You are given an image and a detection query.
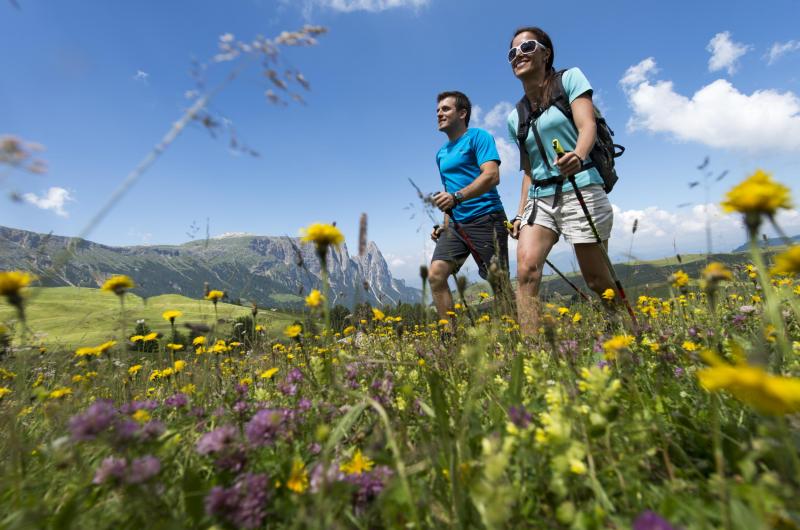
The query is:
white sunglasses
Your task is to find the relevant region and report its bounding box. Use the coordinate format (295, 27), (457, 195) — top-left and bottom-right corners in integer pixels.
(508, 39), (547, 63)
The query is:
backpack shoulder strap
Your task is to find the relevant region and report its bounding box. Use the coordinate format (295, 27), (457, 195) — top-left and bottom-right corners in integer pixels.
(549, 69), (572, 122)
(515, 96), (532, 171)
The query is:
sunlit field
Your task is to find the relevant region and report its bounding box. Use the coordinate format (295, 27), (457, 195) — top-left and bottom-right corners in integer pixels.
(1, 170), (800, 529)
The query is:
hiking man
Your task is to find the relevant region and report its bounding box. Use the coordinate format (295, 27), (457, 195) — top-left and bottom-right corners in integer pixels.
(429, 91), (510, 320)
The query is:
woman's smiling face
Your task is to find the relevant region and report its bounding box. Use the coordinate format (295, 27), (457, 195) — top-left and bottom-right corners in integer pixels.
(510, 31), (549, 78)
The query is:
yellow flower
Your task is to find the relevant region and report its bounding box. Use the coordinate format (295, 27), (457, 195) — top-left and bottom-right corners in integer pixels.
(239, 377), (253, 386)
(569, 459), (587, 475)
(193, 336), (206, 346)
(479, 292), (490, 299)
(305, 289), (324, 308)
(601, 288), (615, 300)
(74, 340), (116, 357)
(162, 310), (183, 323)
(0, 270), (36, 300)
(340, 449), (374, 475)
(48, 387), (72, 399)
(371, 308), (385, 321)
(101, 275), (135, 296)
(557, 307), (570, 316)
(670, 270), (689, 288)
(771, 245), (800, 275)
(255, 325), (264, 332)
(205, 290), (225, 303)
(286, 459), (309, 493)
(572, 312), (582, 323)
(130, 335), (144, 342)
(173, 360), (187, 372)
(167, 343), (184, 351)
(343, 325), (355, 336)
(477, 314), (491, 323)
(128, 364), (143, 376)
(721, 169), (792, 216)
(682, 341), (699, 352)
(72, 374), (85, 383)
(438, 319), (450, 326)
(299, 223), (344, 248)
(284, 324), (302, 338)
(260, 367), (279, 379)
(181, 383), (196, 395)
(132, 409), (151, 423)
(0, 387), (12, 398)
(143, 332), (159, 342)
(697, 351), (800, 415)
(702, 262), (733, 283)
(602, 335), (635, 360)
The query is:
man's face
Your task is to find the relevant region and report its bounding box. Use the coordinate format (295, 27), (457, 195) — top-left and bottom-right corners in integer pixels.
(437, 96), (465, 132)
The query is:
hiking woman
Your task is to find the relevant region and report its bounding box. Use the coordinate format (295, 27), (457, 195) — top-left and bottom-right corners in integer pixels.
(506, 26), (617, 336)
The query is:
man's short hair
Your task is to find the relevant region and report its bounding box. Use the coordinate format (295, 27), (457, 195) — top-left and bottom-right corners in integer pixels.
(437, 91), (472, 127)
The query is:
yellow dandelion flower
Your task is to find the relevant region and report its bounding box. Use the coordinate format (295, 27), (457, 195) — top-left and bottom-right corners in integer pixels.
(130, 335), (144, 342)
(670, 270), (689, 288)
(702, 262), (733, 283)
(0, 271), (36, 309)
(71, 374), (85, 383)
(305, 289), (324, 308)
(572, 312), (582, 323)
(477, 314), (491, 323)
(255, 325), (264, 332)
(602, 335), (635, 360)
(284, 324), (302, 338)
(569, 459), (587, 475)
(173, 360), (187, 372)
(192, 336), (206, 346)
(75, 345), (101, 357)
(260, 367), (279, 379)
(697, 350), (800, 415)
(148, 370), (161, 382)
(286, 459), (309, 493)
(343, 325), (355, 336)
(299, 223), (344, 248)
(721, 169), (792, 216)
(167, 343), (184, 351)
(479, 292), (490, 299)
(132, 409), (151, 423)
(128, 364), (143, 376)
(181, 383), (196, 395)
(438, 319), (450, 326)
(601, 288), (615, 300)
(162, 309), (183, 323)
(143, 332), (159, 342)
(371, 308), (385, 321)
(771, 245), (800, 276)
(205, 290), (225, 303)
(48, 387), (72, 399)
(340, 449), (375, 475)
(682, 341), (699, 352)
(239, 377), (253, 386)
(557, 307), (570, 316)
(101, 275), (135, 296)
(0, 387), (12, 398)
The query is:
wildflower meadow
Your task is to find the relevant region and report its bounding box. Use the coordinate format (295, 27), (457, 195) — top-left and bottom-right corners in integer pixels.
(1, 169), (800, 529)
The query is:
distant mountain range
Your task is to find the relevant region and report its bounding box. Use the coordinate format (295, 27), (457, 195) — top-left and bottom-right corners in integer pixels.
(731, 235), (800, 253)
(0, 226), (420, 309)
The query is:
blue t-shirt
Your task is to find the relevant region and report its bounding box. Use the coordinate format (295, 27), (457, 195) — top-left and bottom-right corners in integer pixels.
(436, 128), (503, 223)
(506, 67), (604, 198)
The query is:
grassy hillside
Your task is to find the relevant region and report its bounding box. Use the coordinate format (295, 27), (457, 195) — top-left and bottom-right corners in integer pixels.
(0, 287), (299, 349)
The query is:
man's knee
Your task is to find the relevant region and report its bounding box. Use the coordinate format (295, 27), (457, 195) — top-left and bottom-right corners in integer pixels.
(428, 261), (452, 290)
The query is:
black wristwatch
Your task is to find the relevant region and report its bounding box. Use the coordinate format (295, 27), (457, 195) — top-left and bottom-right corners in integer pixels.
(453, 191), (464, 205)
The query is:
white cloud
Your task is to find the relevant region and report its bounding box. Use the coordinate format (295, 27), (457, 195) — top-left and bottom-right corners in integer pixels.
(707, 31), (750, 75)
(608, 203), (800, 257)
(620, 57), (657, 87)
(620, 58), (800, 152)
(315, 0), (428, 12)
(133, 70), (149, 83)
(766, 40), (800, 65)
(472, 101), (519, 175)
(23, 187), (73, 217)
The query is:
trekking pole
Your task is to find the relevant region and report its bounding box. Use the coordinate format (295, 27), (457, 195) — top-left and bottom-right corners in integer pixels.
(552, 139), (639, 329)
(503, 219), (592, 302)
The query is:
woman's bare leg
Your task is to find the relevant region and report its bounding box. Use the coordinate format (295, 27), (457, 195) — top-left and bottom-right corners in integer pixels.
(516, 224), (559, 336)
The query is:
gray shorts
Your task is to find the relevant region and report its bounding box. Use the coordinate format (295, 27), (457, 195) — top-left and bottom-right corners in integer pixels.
(431, 211), (509, 279)
(521, 184), (613, 244)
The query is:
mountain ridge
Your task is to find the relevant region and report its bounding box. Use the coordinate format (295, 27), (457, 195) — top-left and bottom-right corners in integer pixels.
(0, 225), (420, 309)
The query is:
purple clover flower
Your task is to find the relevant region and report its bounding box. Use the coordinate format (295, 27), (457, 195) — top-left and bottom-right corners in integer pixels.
(164, 393), (188, 408)
(205, 473), (270, 529)
(140, 420), (166, 441)
(197, 425), (239, 455)
(127, 455), (161, 484)
(508, 405), (532, 428)
(245, 409), (285, 447)
(69, 400), (117, 441)
(633, 511), (679, 530)
(120, 400), (158, 415)
(93, 456), (127, 485)
(346, 465), (393, 510)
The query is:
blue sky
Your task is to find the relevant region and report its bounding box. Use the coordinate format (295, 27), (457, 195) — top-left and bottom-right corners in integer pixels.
(3, 0), (800, 286)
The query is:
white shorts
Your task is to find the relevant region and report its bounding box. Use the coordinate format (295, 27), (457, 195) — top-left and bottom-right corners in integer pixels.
(520, 184), (613, 244)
